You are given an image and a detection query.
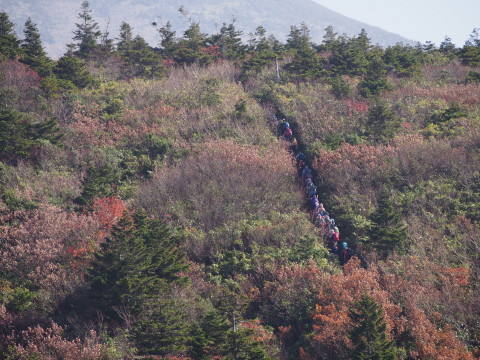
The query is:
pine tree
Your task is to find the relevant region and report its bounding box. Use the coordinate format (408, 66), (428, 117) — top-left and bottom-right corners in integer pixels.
(174, 22), (210, 65)
(211, 20), (247, 60)
(285, 24), (323, 78)
(0, 109), (61, 165)
(21, 18), (53, 76)
(348, 294), (397, 360)
(156, 21), (177, 58)
(366, 188), (407, 258)
(358, 54), (393, 97)
(71, 0), (101, 58)
(120, 35), (166, 79)
(366, 100), (400, 143)
(0, 11), (21, 59)
(116, 22), (134, 53)
(87, 210), (190, 353)
(54, 52), (94, 88)
(383, 44), (421, 78)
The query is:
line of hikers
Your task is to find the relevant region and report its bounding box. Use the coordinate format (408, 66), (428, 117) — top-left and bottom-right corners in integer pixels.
(275, 116), (353, 266)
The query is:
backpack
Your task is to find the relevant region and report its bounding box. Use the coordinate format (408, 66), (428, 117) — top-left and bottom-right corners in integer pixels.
(308, 185), (317, 196)
(285, 128), (293, 136)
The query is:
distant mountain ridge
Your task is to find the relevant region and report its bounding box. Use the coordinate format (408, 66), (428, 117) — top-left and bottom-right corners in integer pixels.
(3, 0), (416, 58)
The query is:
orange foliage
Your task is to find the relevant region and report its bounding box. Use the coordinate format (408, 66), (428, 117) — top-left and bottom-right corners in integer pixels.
(310, 257), (475, 359)
(91, 196), (128, 231)
(408, 308), (475, 360)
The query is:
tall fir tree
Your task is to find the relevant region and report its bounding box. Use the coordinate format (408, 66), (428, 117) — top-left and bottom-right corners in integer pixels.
(116, 21), (134, 53)
(0, 11), (21, 59)
(211, 20), (247, 61)
(358, 54), (393, 98)
(366, 100), (400, 143)
(71, 0), (101, 58)
(54, 51), (94, 88)
(0, 109), (61, 165)
(87, 210), (190, 354)
(366, 188), (407, 258)
(21, 18), (53, 76)
(285, 24), (323, 78)
(348, 294), (397, 360)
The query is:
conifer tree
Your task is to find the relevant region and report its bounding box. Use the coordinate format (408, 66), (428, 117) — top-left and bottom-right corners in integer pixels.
(285, 24), (323, 78)
(21, 18), (53, 76)
(54, 51), (94, 88)
(211, 20), (247, 60)
(0, 109), (61, 165)
(157, 21), (177, 58)
(88, 210), (190, 353)
(366, 188), (407, 258)
(358, 54), (393, 97)
(120, 34), (166, 79)
(71, 0), (101, 58)
(0, 11), (21, 59)
(348, 294), (397, 360)
(174, 22), (210, 65)
(366, 100), (400, 143)
(116, 21), (134, 53)
(242, 26), (280, 77)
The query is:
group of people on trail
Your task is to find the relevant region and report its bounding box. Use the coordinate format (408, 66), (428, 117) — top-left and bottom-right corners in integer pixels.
(275, 116), (353, 266)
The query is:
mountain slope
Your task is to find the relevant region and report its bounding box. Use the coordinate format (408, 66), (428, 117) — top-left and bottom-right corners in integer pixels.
(5, 0), (416, 58)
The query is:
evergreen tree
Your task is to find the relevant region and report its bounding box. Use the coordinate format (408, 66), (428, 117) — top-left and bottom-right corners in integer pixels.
(0, 108), (61, 165)
(365, 100), (400, 143)
(54, 52), (94, 88)
(87, 210), (190, 353)
(358, 55), (393, 97)
(211, 20), (247, 60)
(348, 294), (397, 360)
(71, 0), (101, 58)
(0, 11), (21, 59)
(20, 18), (53, 76)
(330, 30), (373, 76)
(366, 188), (407, 258)
(285, 24), (323, 78)
(242, 26), (280, 77)
(319, 25), (339, 51)
(74, 165), (116, 208)
(383, 44), (421, 78)
(116, 21), (134, 53)
(174, 22), (211, 65)
(156, 21), (177, 58)
(439, 36), (457, 58)
(120, 35), (166, 79)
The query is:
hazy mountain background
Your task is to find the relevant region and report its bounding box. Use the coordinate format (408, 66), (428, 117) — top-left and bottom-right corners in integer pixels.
(2, 0), (416, 58)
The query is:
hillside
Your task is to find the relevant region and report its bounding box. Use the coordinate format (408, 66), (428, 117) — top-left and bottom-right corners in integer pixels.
(5, 0), (415, 58)
(1, 6), (480, 360)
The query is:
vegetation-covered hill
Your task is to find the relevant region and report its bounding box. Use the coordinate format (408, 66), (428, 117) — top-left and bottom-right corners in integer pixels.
(1, 3), (480, 359)
(5, 0), (414, 58)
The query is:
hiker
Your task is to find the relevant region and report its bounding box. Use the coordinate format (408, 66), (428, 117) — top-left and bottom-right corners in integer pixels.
(307, 182), (317, 197)
(330, 242), (339, 258)
(310, 195), (320, 212)
(302, 166), (312, 180)
(283, 127), (293, 142)
(338, 242), (353, 266)
(296, 152), (306, 164)
(327, 229), (339, 248)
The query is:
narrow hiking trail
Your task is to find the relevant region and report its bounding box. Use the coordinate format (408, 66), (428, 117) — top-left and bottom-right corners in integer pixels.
(266, 109), (353, 266)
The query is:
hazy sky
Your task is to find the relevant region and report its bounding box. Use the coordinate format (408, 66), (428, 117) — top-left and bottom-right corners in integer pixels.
(313, 0), (479, 47)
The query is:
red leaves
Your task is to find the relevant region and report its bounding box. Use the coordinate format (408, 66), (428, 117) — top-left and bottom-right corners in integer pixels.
(91, 196), (127, 231)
